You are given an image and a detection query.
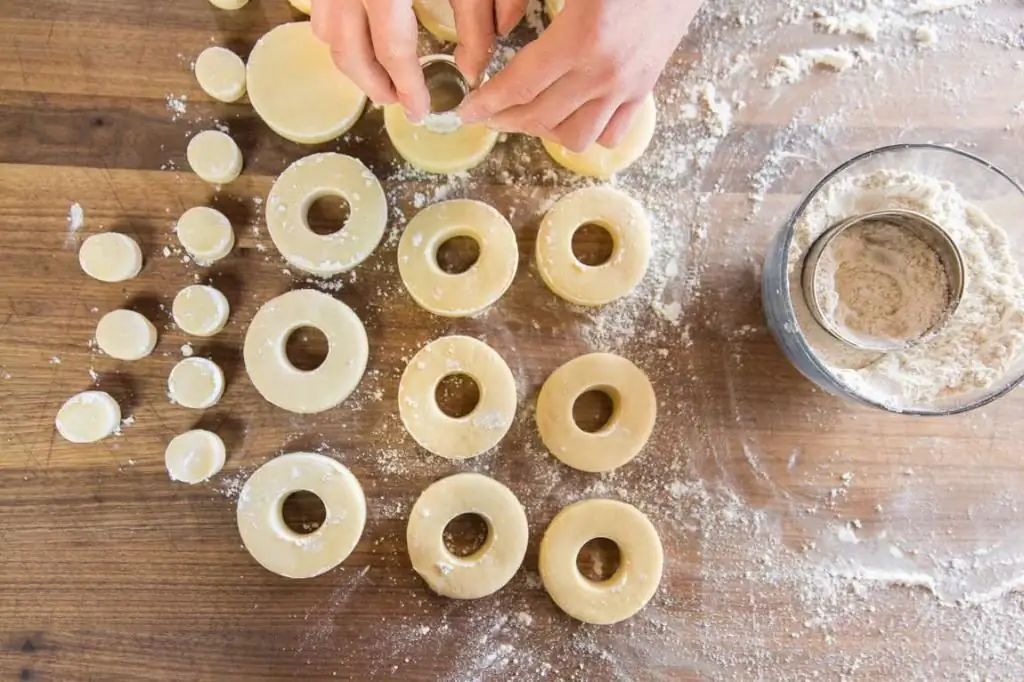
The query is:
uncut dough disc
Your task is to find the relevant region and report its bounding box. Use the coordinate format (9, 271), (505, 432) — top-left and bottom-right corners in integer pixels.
(208, 0), (248, 8)
(175, 206), (235, 265)
(55, 391), (121, 444)
(195, 46), (247, 103)
(413, 0), (459, 42)
(288, 0), (311, 13)
(165, 429), (226, 483)
(187, 130), (243, 185)
(78, 232), (143, 283)
(172, 285), (230, 337)
(247, 22), (367, 144)
(168, 357), (225, 409)
(95, 309), (158, 361)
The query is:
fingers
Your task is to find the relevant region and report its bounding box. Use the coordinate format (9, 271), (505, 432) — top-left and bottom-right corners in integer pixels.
(452, 0), (495, 86)
(310, 0), (334, 43)
(550, 97), (618, 152)
(495, 0), (528, 35)
(597, 98), (642, 148)
(484, 72), (594, 139)
(364, 0), (430, 120)
(328, 0), (398, 105)
(459, 38), (566, 123)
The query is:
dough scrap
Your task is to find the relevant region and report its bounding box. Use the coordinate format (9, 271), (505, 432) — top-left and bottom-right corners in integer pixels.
(95, 309), (157, 361)
(172, 285), (230, 337)
(168, 357), (225, 409)
(78, 232), (143, 283)
(207, 0), (248, 8)
(175, 206), (235, 265)
(413, 0), (459, 42)
(194, 46), (247, 103)
(542, 94), (656, 178)
(165, 429), (226, 483)
(55, 391), (121, 444)
(187, 130), (243, 185)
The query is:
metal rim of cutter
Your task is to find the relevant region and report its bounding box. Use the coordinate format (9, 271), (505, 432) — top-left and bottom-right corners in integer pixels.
(420, 55), (470, 114)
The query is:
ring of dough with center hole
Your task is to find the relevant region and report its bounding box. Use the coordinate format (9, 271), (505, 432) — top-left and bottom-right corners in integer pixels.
(540, 498), (663, 624)
(247, 22), (366, 144)
(542, 94), (656, 179)
(173, 285), (230, 337)
(407, 473), (528, 599)
(187, 130), (243, 185)
(243, 289), (368, 414)
(398, 200), (517, 317)
(208, 0), (248, 8)
(537, 353), (656, 473)
(95, 309), (157, 361)
(399, 336), (516, 459)
(288, 0), (311, 14)
(266, 153), (387, 277)
(168, 357), (225, 409)
(537, 186), (651, 306)
(413, 0), (459, 42)
(78, 233), (143, 282)
(237, 452), (366, 579)
(194, 46), (246, 103)
(165, 429), (226, 483)
(175, 206), (235, 265)
(55, 391), (121, 443)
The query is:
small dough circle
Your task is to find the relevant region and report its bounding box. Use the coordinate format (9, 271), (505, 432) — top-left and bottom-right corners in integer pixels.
(207, 0), (248, 8)
(542, 94), (656, 179)
(539, 498), (663, 625)
(243, 289), (368, 414)
(168, 357), (225, 409)
(165, 429), (226, 483)
(399, 335), (516, 459)
(537, 186), (651, 306)
(175, 206), (235, 265)
(78, 233), (143, 283)
(237, 452), (366, 579)
(266, 153), (387, 277)
(288, 0), (311, 13)
(55, 391), (121, 443)
(187, 130), (243, 185)
(194, 46), (247, 103)
(413, 0), (459, 42)
(172, 285), (230, 337)
(398, 200), (518, 317)
(247, 22), (367, 144)
(537, 353), (656, 473)
(407, 473), (528, 599)
(95, 309), (157, 361)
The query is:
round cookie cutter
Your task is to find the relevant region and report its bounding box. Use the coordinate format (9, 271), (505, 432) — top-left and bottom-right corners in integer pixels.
(421, 55), (470, 114)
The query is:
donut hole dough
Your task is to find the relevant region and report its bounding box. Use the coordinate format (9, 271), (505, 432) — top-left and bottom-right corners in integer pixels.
(266, 153), (387, 277)
(175, 206), (235, 265)
(434, 372), (481, 418)
(168, 357), (225, 409)
(399, 336), (517, 459)
(537, 186), (651, 306)
(78, 233), (143, 282)
(283, 325), (330, 372)
(95, 309), (157, 361)
(537, 353), (656, 473)
(398, 200), (518, 317)
(207, 0), (248, 8)
(243, 289), (368, 414)
(540, 499), (663, 625)
(407, 473), (528, 599)
(187, 130), (243, 185)
(237, 452), (366, 579)
(194, 46), (246, 103)
(570, 222), (615, 267)
(542, 94), (656, 179)
(247, 22), (366, 144)
(165, 429), (226, 483)
(55, 391), (121, 443)
(413, 0), (459, 42)
(172, 285), (230, 337)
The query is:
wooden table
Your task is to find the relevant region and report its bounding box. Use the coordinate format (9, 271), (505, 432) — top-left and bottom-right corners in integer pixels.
(2, 1), (1024, 680)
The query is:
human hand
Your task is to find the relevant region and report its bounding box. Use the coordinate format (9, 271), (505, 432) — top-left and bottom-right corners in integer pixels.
(449, 0), (528, 87)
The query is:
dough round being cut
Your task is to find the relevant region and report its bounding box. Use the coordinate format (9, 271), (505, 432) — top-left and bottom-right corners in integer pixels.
(537, 186), (651, 306)
(542, 94), (656, 178)
(536, 353), (656, 473)
(398, 200), (517, 317)
(55, 391), (121, 443)
(172, 285), (230, 337)
(175, 206), (235, 265)
(540, 498), (663, 625)
(243, 289), (368, 414)
(187, 130), (243, 185)
(247, 22), (367, 144)
(78, 232), (143, 283)
(95, 309), (157, 361)
(237, 452), (366, 579)
(168, 357), (225, 409)
(407, 473), (528, 599)
(413, 0), (459, 42)
(288, 0), (311, 13)
(266, 153), (387, 277)
(165, 429), (226, 483)
(194, 46), (247, 103)
(399, 335), (516, 459)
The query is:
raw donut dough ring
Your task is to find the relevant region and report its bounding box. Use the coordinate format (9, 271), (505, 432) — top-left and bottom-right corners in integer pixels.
(247, 22), (367, 144)
(398, 335), (516, 459)
(95, 309), (158, 361)
(173, 285), (230, 337)
(194, 46), (246, 103)
(539, 498), (663, 625)
(398, 200), (518, 317)
(187, 130), (243, 185)
(537, 353), (656, 473)
(413, 0), (459, 42)
(407, 473), (528, 599)
(168, 357), (225, 409)
(56, 391), (121, 443)
(266, 153), (387, 277)
(537, 186), (651, 306)
(237, 452), (366, 579)
(175, 206), (235, 265)
(165, 429), (226, 483)
(243, 289), (368, 414)
(78, 233), (143, 282)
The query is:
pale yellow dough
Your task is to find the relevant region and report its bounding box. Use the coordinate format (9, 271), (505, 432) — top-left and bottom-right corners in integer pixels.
(237, 452), (366, 579)
(546, 0), (564, 16)
(398, 200), (517, 317)
(95, 309), (157, 361)
(187, 130), (243, 185)
(175, 206), (235, 265)
(194, 47), (247, 103)
(407, 473), (528, 599)
(266, 153), (387, 277)
(399, 335), (516, 459)
(168, 357), (225, 409)
(208, 0), (248, 9)
(413, 0), (459, 42)
(243, 289), (368, 414)
(542, 94), (656, 178)
(537, 186), (651, 306)
(537, 353), (656, 473)
(55, 391), (121, 444)
(78, 232), (143, 283)
(540, 499), (663, 625)
(165, 429), (226, 483)
(172, 285), (230, 337)
(247, 22), (366, 144)
(288, 0), (311, 14)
